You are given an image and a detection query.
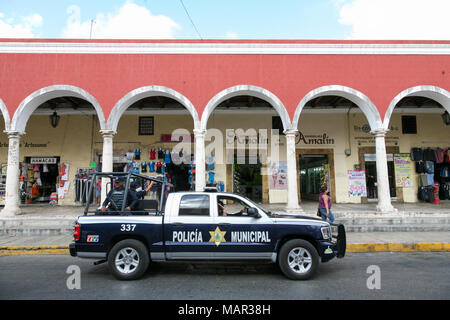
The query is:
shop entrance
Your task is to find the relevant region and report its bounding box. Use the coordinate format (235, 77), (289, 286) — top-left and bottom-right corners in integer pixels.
(21, 157), (60, 204)
(296, 149), (335, 203)
(364, 155), (397, 199)
(359, 147), (400, 202)
(299, 155), (328, 201)
(229, 153), (262, 203)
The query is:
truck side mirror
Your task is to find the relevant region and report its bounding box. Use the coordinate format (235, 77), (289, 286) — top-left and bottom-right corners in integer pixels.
(247, 207), (260, 218)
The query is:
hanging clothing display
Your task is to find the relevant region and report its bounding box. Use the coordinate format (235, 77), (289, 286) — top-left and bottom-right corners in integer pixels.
(425, 161), (434, 174)
(164, 150), (171, 164)
(411, 148), (423, 161)
(207, 155), (215, 171)
(436, 148), (444, 163)
(423, 148), (438, 162)
(149, 149), (156, 160)
(208, 171), (215, 184)
(134, 149), (141, 160)
(415, 161), (425, 174)
(158, 148), (164, 160)
(156, 162), (162, 173)
(141, 161), (147, 173)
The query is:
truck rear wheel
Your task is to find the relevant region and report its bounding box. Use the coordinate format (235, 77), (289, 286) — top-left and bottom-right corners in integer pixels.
(278, 239), (319, 280)
(108, 239), (149, 280)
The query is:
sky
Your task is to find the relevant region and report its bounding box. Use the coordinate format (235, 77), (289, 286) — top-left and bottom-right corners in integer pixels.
(0, 0), (449, 40)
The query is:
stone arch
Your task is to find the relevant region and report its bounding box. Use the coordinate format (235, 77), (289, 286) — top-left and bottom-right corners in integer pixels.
(293, 85), (383, 131)
(107, 85), (199, 132)
(0, 98), (11, 131)
(383, 85), (450, 129)
(201, 85), (292, 131)
(11, 85), (106, 133)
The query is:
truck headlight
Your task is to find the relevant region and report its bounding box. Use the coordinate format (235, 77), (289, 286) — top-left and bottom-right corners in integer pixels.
(321, 226), (331, 240)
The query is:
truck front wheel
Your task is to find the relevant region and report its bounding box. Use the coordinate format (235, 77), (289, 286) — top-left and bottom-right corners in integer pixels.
(108, 239), (149, 280)
(278, 239), (319, 280)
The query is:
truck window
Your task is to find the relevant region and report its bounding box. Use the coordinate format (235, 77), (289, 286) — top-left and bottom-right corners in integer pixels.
(217, 195), (252, 217)
(178, 195), (210, 216)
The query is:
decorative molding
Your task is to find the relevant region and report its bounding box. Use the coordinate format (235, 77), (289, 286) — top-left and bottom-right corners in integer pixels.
(0, 98), (10, 131)
(201, 85), (292, 131)
(383, 85), (450, 129)
(1, 41), (450, 55)
(11, 85), (107, 133)
(293, 85), (383, 131)
(107, 85), (200, 132)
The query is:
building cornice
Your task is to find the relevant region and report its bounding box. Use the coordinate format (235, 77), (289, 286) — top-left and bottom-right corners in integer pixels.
(0, 41), (450, 55)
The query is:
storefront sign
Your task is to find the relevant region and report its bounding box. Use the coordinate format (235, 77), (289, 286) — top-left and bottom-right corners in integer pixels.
(0, 142), (49, 148)
(30, 157), (57, 164)
(348, 170), (367, 197)
(269, 161), (287, 190)
(296, 132), (334, 145)
(364, 154), (394, 162)
(393, 153), (413, 187)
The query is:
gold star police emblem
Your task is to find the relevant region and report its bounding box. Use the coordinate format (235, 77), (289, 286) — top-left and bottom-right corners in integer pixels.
(209, 226), (226, 247)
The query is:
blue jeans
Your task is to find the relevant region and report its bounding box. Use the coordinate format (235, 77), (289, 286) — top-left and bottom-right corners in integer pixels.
(319, 208), (335, 223)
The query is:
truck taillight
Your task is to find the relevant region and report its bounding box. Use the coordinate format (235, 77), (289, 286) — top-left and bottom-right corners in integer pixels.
(73, 224), (80, 241)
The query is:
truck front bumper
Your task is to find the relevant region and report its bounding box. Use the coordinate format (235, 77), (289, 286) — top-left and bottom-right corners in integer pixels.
(318, 223), (346, 263)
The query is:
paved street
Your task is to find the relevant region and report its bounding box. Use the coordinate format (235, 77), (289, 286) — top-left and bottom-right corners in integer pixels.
(0, 252), (449, 300)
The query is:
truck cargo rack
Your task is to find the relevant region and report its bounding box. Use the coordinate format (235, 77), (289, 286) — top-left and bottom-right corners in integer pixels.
(84, 171), (172, 216)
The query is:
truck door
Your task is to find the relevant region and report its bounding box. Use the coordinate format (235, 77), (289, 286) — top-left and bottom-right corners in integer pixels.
(164, 194), (217, 259)
(214, 194), (275, 260)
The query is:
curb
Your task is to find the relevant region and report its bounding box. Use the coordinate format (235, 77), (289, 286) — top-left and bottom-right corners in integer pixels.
(347, 243), (450, 252)
(0, 243), (449, 256)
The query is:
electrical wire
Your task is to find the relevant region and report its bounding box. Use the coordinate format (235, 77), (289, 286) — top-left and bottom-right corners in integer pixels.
(179, 0), (203, 40)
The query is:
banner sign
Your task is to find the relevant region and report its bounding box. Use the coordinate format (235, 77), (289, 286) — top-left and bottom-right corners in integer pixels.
(393, 153), (414, 187)
(269, 161), (287, 190)
(348, 170), (367, 197)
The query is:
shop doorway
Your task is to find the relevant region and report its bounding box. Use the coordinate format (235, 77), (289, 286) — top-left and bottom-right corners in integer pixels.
(21, 157), (60, 204)
(299, 155), (328, 201)
(296, 149), (336, 203)
(359, 147), (400, 202)
(363, 155), (397, 199)
(227, 153), (263, 203)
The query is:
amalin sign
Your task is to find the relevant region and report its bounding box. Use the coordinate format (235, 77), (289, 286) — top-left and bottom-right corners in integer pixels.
(296, 132), (335, 145)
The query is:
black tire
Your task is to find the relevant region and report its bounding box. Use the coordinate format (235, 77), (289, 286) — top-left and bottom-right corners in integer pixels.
(278, 239), (319, 280)
(107, 239), (149, 280)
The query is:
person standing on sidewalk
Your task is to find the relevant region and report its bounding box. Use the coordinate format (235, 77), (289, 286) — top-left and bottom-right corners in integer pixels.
(319, 185), (334, 223)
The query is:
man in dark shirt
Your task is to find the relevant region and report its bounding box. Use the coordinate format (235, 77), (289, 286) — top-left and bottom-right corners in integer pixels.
(100, 177), (138, 215)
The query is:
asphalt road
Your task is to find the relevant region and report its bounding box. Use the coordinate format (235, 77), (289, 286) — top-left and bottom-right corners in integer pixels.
(0, 252), (449, 300)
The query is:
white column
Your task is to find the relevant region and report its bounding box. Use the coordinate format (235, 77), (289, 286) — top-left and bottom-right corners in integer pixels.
(194, 129), (206, 191)
(100, 130), (115, 204)
(284, 130), (300, 210)
(372, 129), (397, 213)
(1, 131), (23, 216)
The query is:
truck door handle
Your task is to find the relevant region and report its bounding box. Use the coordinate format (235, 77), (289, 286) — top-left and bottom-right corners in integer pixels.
(172, 222), (185, 227)
(218, 223), (231, 227)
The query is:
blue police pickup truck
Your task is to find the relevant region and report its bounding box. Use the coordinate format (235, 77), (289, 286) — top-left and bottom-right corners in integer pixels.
(70, 172), (346, 281)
